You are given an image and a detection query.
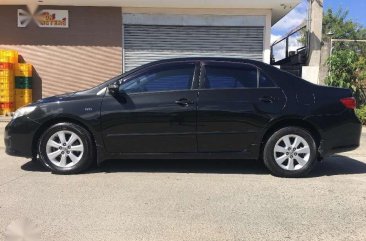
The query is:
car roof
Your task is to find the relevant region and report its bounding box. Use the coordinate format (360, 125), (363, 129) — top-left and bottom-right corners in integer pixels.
(121, 57), (266, 77)
(146, 57), (263, 65)
(134, 58), (308, 89)
(103, 56), (306, 91)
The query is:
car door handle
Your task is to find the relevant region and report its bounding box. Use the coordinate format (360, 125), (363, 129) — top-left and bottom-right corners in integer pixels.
(259, 96), (275, 103)
(175, 98), (194, 107)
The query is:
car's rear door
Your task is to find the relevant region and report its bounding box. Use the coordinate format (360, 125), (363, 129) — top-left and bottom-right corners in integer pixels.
(101, 61), (199, 153)
(196, 61), (286, 156)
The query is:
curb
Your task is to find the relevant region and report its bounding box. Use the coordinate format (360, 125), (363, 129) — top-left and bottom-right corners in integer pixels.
(0, 117), (12, 123)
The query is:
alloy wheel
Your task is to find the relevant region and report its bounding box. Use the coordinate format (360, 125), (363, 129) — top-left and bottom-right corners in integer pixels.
(273, 134), (310, 171)
(45, 130), (84, 168)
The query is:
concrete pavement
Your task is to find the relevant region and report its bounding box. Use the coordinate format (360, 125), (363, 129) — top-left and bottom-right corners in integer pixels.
(0, 122), (366, 241)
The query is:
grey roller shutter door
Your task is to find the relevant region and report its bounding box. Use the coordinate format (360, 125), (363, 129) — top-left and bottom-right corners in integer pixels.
(123, 25), (264, 71)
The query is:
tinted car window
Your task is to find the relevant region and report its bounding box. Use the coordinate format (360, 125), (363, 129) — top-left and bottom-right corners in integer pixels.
(204, 64), (258, 89)
(259, 72), (275, 88)
(120, 64), (195, 93)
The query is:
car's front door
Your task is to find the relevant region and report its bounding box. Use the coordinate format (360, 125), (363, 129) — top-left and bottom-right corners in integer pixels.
(101, 61), (199, 153)
(196, 61), (286, 157)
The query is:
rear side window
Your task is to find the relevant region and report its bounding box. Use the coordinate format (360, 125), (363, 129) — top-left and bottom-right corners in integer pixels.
(120, 64), (195, 93)
(259, 72), (275, 88)
(203, 63), (275, 89)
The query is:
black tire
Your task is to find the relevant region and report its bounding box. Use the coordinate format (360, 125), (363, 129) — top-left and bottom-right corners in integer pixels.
(38, 122), (94, 174)
(263, 127), (317, 178)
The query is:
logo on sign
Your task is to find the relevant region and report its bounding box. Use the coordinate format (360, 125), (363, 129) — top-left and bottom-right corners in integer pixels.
(17, 9), (69, 28)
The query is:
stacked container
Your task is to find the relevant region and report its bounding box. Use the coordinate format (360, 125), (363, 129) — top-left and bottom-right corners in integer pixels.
(15, 63), (33, 109)
(0, 50), (17, 115)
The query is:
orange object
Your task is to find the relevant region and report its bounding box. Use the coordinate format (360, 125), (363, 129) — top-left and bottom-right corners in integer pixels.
(0, 63), (14, 70)
(0, 102), (14, 109)
(0, 102), (15, 115)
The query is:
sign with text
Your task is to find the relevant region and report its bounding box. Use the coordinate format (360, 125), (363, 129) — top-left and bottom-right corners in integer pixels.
(17, 9), (69, 28)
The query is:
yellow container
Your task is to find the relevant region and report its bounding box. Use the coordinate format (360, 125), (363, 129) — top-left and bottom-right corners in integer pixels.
(0, 81), (14, 90)
(15, 63), (32, 77)
(15, 89), (32, 103)
(16, 89), (32, 97)
(0, 93), (14, 103)
(15, 89), (32, 109)
(0, 75), (15, 102)
(0, 75), (14, 84)
(0, 69), (13, 77)
(0, 108), (14, 116)
(15, 100), (32, 108)
(0, 63), (14, 70)
(0, 102), (15, 115)
(15, 99), (32, 109)
(0, 87), (14, 95)
(0, 50), (18, 64)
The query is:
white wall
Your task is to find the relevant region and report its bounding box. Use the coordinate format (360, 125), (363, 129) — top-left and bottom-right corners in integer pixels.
(302, 66), (320, 85)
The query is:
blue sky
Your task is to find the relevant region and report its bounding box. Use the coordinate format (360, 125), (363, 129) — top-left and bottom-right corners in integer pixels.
(272, 0), (366, 42)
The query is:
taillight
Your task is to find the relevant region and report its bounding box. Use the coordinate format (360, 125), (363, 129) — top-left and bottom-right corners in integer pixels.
(340, 97), (356, 109)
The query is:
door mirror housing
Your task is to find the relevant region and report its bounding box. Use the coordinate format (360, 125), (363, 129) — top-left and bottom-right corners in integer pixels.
(108, 83), (120, 96)
(108, 83), (127, 103)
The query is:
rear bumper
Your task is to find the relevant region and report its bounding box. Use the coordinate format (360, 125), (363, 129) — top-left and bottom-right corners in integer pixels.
(5, 117), (40, 158)
(319, 142), (360, 158)
(309, 111), (362, 158)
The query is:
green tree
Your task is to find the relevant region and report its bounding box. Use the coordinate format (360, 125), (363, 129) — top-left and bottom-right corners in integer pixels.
(324, 8), (366, 105)
(323, 9), (366, 41)
(326, 50), (366, 103)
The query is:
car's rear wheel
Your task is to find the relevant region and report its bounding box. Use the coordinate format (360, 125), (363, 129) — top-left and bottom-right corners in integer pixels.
(38, 123), (94, 174)
(263, 127), (317, 178)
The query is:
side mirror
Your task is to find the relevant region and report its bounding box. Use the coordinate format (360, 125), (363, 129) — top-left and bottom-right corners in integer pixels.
(108, 83), (120, 96)
(108, 83), (127, 103)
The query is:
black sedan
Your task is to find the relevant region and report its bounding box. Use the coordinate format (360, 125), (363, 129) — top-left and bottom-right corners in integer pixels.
(5, 58), (362, 177)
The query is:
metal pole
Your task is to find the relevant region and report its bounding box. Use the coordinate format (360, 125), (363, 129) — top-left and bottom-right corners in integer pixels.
(328, 38), (333, 79)
(330, 38), (334, 56)
(331, 39), (366, 43)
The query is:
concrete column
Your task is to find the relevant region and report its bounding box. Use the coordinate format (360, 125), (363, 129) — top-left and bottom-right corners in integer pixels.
(263, 12), (272, 64)
(307, 0), (323, 67)
(302, 0), (323, 85)
(318, 40), (330, 85)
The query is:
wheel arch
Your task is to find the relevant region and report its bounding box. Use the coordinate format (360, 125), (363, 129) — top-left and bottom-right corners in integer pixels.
(260, 118), (322, 156)
(32, 117), (98, 159)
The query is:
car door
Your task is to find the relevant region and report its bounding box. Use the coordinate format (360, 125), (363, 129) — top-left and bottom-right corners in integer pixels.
(101, 61), (199, 153)
(196, 61), (286, 156)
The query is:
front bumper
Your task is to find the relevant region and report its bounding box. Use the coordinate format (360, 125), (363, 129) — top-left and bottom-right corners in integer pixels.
(5, 117), (41, 158)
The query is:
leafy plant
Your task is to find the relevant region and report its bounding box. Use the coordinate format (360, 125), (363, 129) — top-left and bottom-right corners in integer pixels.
(326, 49), (366, 104)
(323, 8), (366, 105)
(356, 105), (366, 125)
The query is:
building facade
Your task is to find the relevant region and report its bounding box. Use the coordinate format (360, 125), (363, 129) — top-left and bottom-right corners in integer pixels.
(0, 0), (300, 100)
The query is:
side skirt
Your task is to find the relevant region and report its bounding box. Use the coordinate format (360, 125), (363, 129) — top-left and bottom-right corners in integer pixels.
(98, 151), (259, 165)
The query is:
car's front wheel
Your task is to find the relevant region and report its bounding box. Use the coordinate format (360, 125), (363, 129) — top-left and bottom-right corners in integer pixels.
(263, 127), (318, 178)
(38, 123), (94, 174)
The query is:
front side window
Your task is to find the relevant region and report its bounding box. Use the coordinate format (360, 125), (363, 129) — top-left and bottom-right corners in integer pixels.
(203, 63), (275, 89)
(120, 64), (195, 94)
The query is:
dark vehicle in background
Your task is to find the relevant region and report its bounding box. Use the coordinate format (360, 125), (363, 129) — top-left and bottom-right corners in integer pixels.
(4, 58), (362, 177)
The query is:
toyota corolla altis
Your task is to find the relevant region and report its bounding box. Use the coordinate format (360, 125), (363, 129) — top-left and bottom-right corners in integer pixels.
(5, 58), (362, 177)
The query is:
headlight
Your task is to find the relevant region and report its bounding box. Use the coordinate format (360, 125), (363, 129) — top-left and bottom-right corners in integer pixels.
(12, 106), (37, 120)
